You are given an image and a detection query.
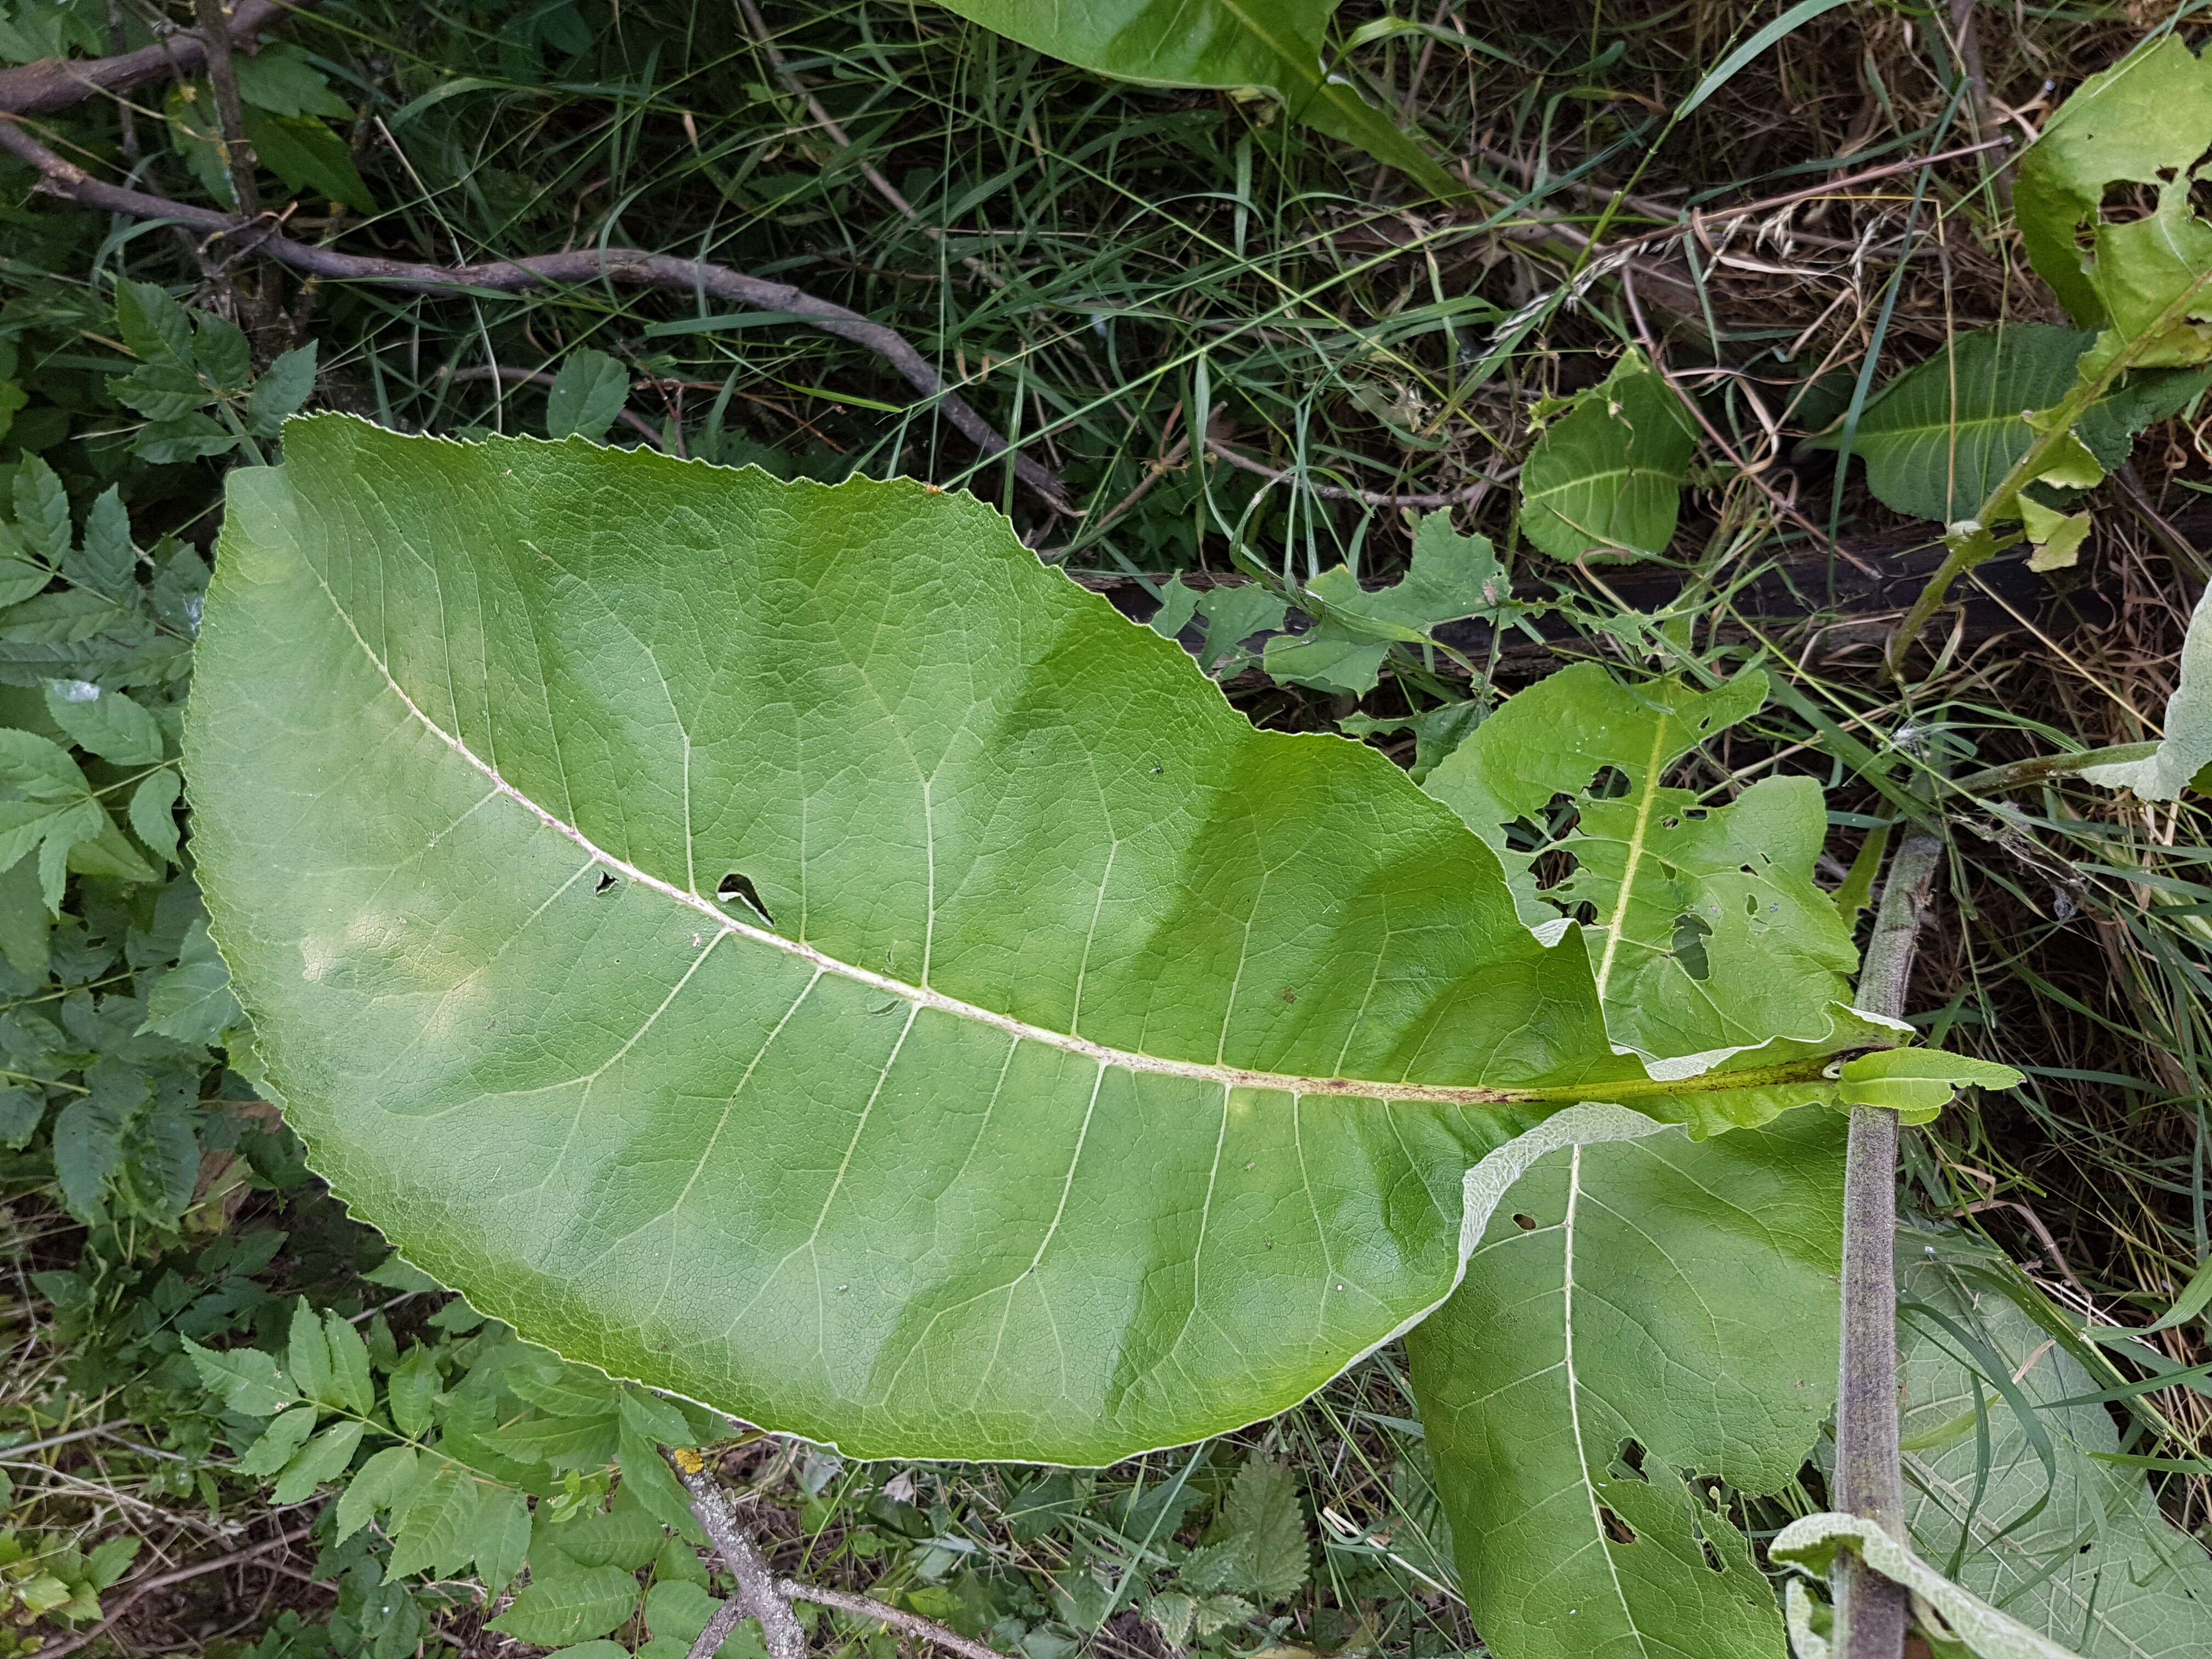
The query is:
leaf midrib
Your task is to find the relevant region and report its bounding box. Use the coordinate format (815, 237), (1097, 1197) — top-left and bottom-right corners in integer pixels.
(308, 562), (1568, 1110)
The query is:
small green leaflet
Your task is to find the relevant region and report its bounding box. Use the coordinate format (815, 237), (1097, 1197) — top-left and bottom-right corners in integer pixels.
(1517, 348), (1697, 562)
(1835, 1049), (2025, 1124)
(1149, 577), (1288, 679)
(1178, 1457), (1311, 1605)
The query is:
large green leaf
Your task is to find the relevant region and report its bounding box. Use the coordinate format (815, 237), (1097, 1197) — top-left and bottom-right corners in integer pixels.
(186, 417), (1856, 1462)
(2017, 37), (2212, 338)
(1421, 663), (1877, 1066)
(1517, 349), (1699, 563)
(1891, 1255), (2212, 1655)
(932, 0), (1465, 201)
(1408, 1110), (1846, 1659)
(1807, 324), (2208, 524)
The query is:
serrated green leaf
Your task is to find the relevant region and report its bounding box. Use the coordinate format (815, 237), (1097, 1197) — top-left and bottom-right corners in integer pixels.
(386, 1347), (442, 1439)
(475, 1482), (533, 1593)
(1408, 1113), (1847, 1659)
(337, 1445), (420, 1542)
(9, 456), (71, 567)
(287, 1296), (334, 1412)
(1184, 1456), (1308, 1605)
(618, 1426), (707, 1544)
(235, 1403), (320, 1476)
(1835, 1048), (2024, 1122)
(243, 112), (377, 212)
(113, 360), (212, 424)
(932, 0), (1466, 200)
(73, 487), (137, 598)
(183, 1338), (296, 1416)
(1518, 349), (1697, 562)
(114, 281), (195, 369)
(272, 1418), (363, 1503)
(43, 680), (164, 766)
(193, 314), (252, 396)
(185, 417), (1866, 1463)
(548, 1485), (666, 1571)
(387, 1463), (487, 1580)
(488, 1561), (641, 1646)
(140, 917), (242, 1043)
(246, 345), (319, 434)
(0, 555), (52, 608)
(322, 1309), (376, 1414)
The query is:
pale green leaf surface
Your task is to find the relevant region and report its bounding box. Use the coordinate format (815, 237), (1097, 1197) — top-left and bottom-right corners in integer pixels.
(1887, 1261), (2212, 1656)
(488, 1561), (640, 1646)
(1834, 1048), (2024, 1123)
(43, 680), (164, 766)
(1182, 1455), (1310, 1604)
(1422, 663), (1871, 1066)
(186, 419), (1860, 1462)
(1407, 1112), (1846, 1659)
(272, 1419), (364, 1503)
(234, 1404), (318, 1477)
(387, 1463), (486, 1580)
(1518, 350), (1697, 562)
(930, 0), (1464, 198)
(2081, 561), (2212, 802)
(1260, 619), (1391, 693)
(335, 1445), (419, 1542)
(183, 1338), (295, 1416)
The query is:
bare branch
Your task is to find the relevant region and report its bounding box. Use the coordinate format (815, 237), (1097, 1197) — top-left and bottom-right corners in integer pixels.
(0, 0), (302, 117)
(670, 1452), (809, 1659)
(0, 119), (1069, 508)
(780, 1579), (1012, 1659)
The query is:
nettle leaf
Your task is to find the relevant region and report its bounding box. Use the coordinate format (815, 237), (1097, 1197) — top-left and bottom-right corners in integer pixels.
(544, 351), (631, 443)
(43, 680), (164, 766)
(1423, 663), (1877, 1070)
(1893, 1255), (2212, 1654)
(1812, 324), (2209, 523)
(187, 417), (1868, 1461)
(1517, 349), (1698, 563)
(488, 1560), (641, 1646)
(1407, 1110), (1847, 1659)
(1181, 1455), (1310, 1605)
(931, 0), (1465, 201)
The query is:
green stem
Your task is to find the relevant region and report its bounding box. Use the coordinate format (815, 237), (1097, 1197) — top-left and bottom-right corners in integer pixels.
(1887, 263), (2212, 673)
(1951, 740), (2159, 794)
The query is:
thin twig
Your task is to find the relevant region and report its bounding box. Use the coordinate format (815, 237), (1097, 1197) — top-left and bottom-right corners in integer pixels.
(0, 118), (1068, 509)
(670, 1453), (808, 1659)
(30, 1527), (313, 1659)
(1833, 830), (1944, 1659)
(780, 1579), (1011, 1659)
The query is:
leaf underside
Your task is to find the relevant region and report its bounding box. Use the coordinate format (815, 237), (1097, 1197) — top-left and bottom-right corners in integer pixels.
(1408, 1113), (1846, 1659)
(187, 419), (1850, 1462)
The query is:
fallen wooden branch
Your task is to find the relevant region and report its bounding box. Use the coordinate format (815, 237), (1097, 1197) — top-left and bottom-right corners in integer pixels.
(0, 0), (301, 117)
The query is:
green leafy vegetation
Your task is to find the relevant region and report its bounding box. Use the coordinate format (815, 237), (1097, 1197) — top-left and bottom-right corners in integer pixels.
(1, 3), (2210, 1659)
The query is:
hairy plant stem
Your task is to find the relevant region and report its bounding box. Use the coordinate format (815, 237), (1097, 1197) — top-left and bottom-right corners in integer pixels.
(1833, 829), (1944, 1659)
